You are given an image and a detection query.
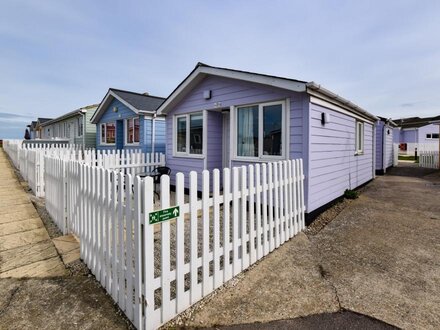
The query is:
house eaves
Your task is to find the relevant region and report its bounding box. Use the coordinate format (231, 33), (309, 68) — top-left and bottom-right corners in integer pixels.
(156, 62), (307, 115)
(306, 82), (378, 122)
(157, 62), (377, 123)
(42, 105), (98, 127)
(91, 89), (165, 124)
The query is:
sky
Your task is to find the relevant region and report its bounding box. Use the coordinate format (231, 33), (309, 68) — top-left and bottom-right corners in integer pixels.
(1, 0), (439, 138)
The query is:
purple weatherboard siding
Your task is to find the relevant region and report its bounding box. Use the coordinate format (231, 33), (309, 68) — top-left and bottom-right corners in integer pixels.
(164, 73), (375, 215)
(308, 103), (374, 212)
(165, 75), (306, 189)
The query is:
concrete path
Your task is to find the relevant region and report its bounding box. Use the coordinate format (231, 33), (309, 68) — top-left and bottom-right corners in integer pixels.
(0, 149), (131, 329)
(174, 165), (440, 329)
(0, 151), (67, 278)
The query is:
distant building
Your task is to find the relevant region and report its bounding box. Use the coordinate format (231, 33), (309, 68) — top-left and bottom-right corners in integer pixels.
(91, 88), (166, 153)
(393, 115), (440, 155)
(40, 104), (98, 148)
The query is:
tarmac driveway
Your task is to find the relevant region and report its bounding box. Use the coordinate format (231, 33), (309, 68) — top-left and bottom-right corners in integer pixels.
(174, 165), (440, 329)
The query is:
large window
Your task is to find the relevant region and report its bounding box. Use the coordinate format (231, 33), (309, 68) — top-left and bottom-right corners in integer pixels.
(355, 121), (364, 154)
(125, 117), (140, 144)
(236, 101), (284, 159)
(101, 122), (116, 144)
(175, 113), (203, 156)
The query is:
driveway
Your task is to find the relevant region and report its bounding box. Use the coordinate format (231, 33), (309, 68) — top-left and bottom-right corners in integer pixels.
(171, 165), (440, 329)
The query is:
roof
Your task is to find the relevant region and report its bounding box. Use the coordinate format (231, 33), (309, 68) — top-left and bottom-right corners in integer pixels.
(37, 118), (52, 124)
(91, 88), (165, 124)
(156, 62), (378, 122)
(41, 104), (99, 127)
(393, 115), (440, 129)
(377, 116), (398, 127)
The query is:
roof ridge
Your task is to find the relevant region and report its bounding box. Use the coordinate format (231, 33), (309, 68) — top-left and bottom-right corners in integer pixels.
(110, 88), (165, 100)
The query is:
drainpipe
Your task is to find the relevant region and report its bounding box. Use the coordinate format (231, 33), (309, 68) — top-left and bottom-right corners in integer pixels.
(151, 113), (156, 155)
(80, 109), (87, 151)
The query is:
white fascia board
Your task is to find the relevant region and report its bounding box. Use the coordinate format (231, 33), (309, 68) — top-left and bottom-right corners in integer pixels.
(91, 91), (112, 124)
(310, 95), (376, 124)
(157, 66), (307, 115)
(108, 90), (139, 114)
(91, 90), (140, 124)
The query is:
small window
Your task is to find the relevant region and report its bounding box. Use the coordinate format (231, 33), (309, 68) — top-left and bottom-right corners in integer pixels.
(433, 133), (439, 139)
(426, 134), (432, 139)
(125, 117), (140, 144)
(175, 113), (203, 156)
(355, 121), (364, 154)
(101, 122), (116, 144)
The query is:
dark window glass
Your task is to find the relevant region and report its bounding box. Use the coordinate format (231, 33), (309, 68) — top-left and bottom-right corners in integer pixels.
(190, 114), (203, 154)
(177, 117), (186, 152)
(263, 104), (282, 156)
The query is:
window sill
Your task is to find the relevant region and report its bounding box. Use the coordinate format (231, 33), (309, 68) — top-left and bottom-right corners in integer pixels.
(173, 153), (205, 159)
(124, 143), (140, 147)
(100, 143), (116, 146)
(354, 152), (364, 156)
(232, 156), (287, 163)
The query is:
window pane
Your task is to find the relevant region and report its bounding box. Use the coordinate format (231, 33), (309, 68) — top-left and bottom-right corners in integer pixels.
(134, 118), (140, 142)
(177, 117), (187, 152)
(263, 104), (282, 156)
(237, 106), (258, 157)
(190, 114), (203, 154)
(432, 133), (439, 139)
(106, 123), (116, 144)
(127, 119), (134, 144)
(426, 134), (431, 139)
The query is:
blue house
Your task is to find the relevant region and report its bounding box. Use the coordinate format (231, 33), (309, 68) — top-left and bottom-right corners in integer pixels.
(156, 63), (378, 218)
(91, 88), (166, 153)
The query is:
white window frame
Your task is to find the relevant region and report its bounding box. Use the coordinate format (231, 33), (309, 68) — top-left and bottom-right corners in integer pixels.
(124, 117), (140, 146)
(173, 112), (205, 158)
(100, 122), (116, 145)
(355, 121), (364, 155)
(232, 100), (287, 162)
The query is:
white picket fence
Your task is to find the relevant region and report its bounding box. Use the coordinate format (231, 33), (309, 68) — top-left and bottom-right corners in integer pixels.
(62, 158), (305, 329)
(419, 151), (439, 169)
(4, 139), (306, 329)
(3, 140), (164, 199)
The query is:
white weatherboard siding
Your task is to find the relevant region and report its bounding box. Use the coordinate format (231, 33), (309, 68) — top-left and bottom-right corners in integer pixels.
(308, 103), (374, 212)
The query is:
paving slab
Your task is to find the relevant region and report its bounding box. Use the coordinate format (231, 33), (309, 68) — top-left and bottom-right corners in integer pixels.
(0, 217), (43, 236)
(0, 206), (39, 223)
(0, 240), (59, 273)
(0, 256), (68, 278)
(52, 234), (81, 264)
(0, 227), (50, 252)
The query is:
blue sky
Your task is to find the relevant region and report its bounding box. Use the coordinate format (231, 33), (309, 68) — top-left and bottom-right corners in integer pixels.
(1, 0), (439, 138)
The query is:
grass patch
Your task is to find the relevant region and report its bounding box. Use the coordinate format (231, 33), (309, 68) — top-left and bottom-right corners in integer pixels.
(398, 155), (418, 161)
(344, 189), (359, 199)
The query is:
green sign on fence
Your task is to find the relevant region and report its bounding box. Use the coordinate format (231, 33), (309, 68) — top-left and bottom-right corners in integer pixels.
(149, 206), (180, 225)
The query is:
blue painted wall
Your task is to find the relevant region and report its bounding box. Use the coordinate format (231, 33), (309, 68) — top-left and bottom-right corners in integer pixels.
(96, 98), (166, 154)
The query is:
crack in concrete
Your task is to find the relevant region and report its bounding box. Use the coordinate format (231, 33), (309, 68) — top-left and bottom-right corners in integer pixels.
(318, 264), (342, 311)
(0, 283), (21, 317)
